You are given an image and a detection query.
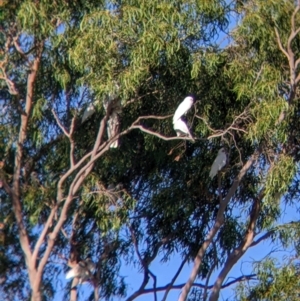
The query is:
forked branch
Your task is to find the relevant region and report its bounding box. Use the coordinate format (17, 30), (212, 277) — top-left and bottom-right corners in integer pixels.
(208, 192), (263, 301)
(178, 148), (260, 301)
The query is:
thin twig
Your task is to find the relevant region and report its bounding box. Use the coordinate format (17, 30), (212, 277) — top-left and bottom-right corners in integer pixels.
(161, 256), (188, 301)
(52, 109), (70, 138)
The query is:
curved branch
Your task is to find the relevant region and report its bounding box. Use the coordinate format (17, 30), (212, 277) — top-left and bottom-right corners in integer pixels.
(127, 274), (256, 300)
(161, 256), (188, 301)
(250, 220), (300, 247)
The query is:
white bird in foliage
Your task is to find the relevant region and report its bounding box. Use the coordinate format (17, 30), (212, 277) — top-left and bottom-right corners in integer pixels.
(209, 148), (227, 179)
(173, 117), (194, 141)
(103, 85), (122, 148)
(173, 94), (196, 124)
(66, 258), (95, 283)
(107, 109), (121, 148)
(81, 103), (96, 124)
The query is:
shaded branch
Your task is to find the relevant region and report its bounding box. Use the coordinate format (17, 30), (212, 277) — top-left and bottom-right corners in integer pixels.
(250, 220), (300, 247)
(161, 256), (188, 301)
(125, 224), (150, 301)
(128, 274), (256, 300)
(126, 224), (166, 301)
(195, 108), (251, 140)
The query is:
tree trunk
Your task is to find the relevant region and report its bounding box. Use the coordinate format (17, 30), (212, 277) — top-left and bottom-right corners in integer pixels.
(31, 290), (42, 301)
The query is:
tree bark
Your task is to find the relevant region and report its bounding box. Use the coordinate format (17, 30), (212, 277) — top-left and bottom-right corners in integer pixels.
(9, 41), (43, 300)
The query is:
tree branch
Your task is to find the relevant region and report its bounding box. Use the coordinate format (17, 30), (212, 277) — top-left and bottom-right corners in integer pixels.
(274, 1), (300, 102)
(208, 191), (263, 301)
(203, 242), (218, 301)
(11, 42), (43, 273)
(195, 108), (251, 140)
(178, 149), (260, 301)
(33, 204), (58, 265)
(52, 109), (71, 138)
(250, 220), (300, 247)
(161, 256), (188, 301)
(126, 224), (170, 301)
(127, 274), (256, 300)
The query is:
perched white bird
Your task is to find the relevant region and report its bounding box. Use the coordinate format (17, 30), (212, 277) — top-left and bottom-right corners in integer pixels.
(81, 103), (96, 124)
(173, 94), (196, 123)
(107, 110), (121, 148)
(66, 258), (95, 283)
(209, 148), (227, 179)
(103, 93), (122, 148)
(173, 117), (194, 140)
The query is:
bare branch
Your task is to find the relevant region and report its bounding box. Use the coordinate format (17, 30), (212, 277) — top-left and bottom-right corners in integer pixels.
(195, 108), (251, 140)
(125, 224), (150, 301)
(52, 109), (70, 138)
(36, 194), (74, 276)
(131, 124), (196, 141)
(0, 174), (12, 195)
(12, 35), (29, 62)
(274, 27), (289, 60)
(126, 224), (170, 301)
(250, 220), (300, 247)
(274, 2), (300, 97)
(287, 3), (300, 57)
(69, 117), (76, 167)
(161, 257), (188, 301)
(148, 270), (157, 301)
(128, 274), (256, 300)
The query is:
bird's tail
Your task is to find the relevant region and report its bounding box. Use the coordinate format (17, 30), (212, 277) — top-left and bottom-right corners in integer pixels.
(66, 269), (75, 279)
(110, 140), (119, 148)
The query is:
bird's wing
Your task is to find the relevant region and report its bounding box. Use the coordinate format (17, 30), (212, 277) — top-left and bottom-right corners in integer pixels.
(107, 112), (120, 148)
(209, 152), (227, 179)
(173, 98), (193, 123)
(219, 152), (227, 169)
(81, 103), (95, 123)
(173, 118), (192, 137)
(209, 161), (218, 179)
(66, 267), (77, 279)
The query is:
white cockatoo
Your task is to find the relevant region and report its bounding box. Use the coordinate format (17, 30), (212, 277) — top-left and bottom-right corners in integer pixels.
(209, 148), (227, 179)
(103, 83), (122, 148)
(81, 103), (96, 124)
(107, 109), (121, 148)
(173, 94), (196, 140)
(66, 258), (95, 283)
(173, 117), (194, 141)
(173, 94), (196, 124)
